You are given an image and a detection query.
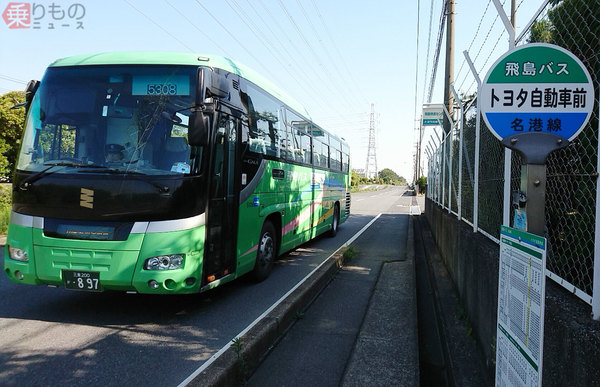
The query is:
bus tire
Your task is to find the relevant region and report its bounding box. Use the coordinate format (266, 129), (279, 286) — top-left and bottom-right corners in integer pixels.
(252, 221), (277, 282)
(328, 204), (340, 237)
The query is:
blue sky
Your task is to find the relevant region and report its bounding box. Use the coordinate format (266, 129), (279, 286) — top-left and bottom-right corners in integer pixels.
(0, 0), (542, 181)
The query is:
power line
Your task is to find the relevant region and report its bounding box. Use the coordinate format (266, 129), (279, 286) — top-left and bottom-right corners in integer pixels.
(426, 0), (448, 103)
(454, 0), (493, 88)
(252, 0), (362, 125)
(123, 0), (195, 52)
(163, 0), (232, 57)
(414, 0), (422, 181)
(224, 0), (343, 118)
(456, 0), (506, 93)
(0, 86), (17, 93)
(194, 0), (279, 82)
(276, 0), (358, 111)
(459, 0), (527, 96)
(421, 0), (437, 105)
(0, 74), (28, 84)
(294, 0), (364, 110)
(309, 0), (364, 100)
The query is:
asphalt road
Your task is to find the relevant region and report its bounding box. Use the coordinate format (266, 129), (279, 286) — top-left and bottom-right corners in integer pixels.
(0, 186), (410, 386)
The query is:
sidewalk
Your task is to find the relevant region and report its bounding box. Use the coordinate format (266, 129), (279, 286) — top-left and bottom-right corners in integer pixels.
(246, 213), (418, 386)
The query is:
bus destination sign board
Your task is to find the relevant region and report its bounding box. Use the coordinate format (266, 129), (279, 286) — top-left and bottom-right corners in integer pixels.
(481, 43), (594, 142)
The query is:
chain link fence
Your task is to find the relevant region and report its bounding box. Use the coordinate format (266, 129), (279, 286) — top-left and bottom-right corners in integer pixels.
(426, 0), (600, 307)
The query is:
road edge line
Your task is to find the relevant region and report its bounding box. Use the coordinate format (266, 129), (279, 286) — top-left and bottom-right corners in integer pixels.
(179, 213), (382, 386)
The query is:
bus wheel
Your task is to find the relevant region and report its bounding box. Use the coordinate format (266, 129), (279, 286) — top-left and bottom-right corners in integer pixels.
(328, 204), (340, 237)
(253, 221), (277, 281)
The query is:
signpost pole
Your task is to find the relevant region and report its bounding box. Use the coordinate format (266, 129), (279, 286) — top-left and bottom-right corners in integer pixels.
(480, 41), (595, 386)
(522, 164), (546, 236)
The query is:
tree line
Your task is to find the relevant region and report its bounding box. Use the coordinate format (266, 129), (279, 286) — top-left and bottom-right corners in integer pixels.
(351, 168), (408, 187)
(0, 91), (25, 180)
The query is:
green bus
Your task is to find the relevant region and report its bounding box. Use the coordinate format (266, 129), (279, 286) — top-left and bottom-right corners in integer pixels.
(4, 52), (350, 294)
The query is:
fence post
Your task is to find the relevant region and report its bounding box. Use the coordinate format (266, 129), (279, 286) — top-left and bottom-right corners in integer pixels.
(447, 131), (452, 213)
(442, 108), (455, 213)
(515, 0), (552, 44)
(492, 0), (515, 227)
(432, 131), (441, 205)
(442, 134), (446, 209)
(451, 84), (464, 220)
(463, 50), (482, 232)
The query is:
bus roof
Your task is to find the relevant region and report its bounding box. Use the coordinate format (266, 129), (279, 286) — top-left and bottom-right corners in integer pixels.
(50, 52), (305, 112)
(49, 52), (345, 146)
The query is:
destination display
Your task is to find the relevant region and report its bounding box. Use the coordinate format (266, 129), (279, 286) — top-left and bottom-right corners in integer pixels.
(132, 75), (190, 96)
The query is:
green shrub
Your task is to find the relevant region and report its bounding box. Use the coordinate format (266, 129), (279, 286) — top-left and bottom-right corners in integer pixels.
(0, 185), (11, 234)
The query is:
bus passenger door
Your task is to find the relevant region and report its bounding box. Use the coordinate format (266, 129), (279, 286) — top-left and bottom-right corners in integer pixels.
(204, 113), (240, 285)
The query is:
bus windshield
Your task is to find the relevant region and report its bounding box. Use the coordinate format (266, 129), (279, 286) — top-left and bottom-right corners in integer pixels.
(17, 65), (199, 176)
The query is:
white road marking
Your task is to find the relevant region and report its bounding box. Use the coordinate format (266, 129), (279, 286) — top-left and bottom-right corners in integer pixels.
(178, 213), (383, 386)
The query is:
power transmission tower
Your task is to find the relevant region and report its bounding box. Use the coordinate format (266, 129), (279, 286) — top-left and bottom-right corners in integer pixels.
(365, 103), (378, 179)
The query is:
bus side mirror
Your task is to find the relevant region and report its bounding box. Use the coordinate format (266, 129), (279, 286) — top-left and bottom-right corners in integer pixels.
(24, 80), (40, 113)
(188, 109), (209, 147)
(11, 80), (39, 112)
(197, 67), (229, 104)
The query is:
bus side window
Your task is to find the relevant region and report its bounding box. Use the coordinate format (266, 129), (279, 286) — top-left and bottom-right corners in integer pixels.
(285, 109), (309, 164)
(313, 139), (328, 169)
(246, 84), (280, 158)
(322, 143), (330, 168)
(342, 152), (349, 172)
(331, 149), (341, 170)
(300, 131), (311, 165)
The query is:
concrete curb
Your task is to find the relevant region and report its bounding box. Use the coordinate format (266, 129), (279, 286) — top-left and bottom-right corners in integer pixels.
(187, 247), (347, 386)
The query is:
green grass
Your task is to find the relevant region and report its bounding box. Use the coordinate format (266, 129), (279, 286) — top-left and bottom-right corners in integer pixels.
(343, 246), (358, 261)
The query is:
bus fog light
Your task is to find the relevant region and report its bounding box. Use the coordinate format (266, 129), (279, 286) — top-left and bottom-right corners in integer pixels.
(14, 271), (24, 280)
(8, 246), (29, 262)
(144, 254), (184, 270)
(148, 280), (160, 289)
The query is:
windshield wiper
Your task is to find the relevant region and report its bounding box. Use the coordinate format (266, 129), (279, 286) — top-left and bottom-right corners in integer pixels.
(79, 168), (170, 193)
(19, 161), (111, 190)
(79, 167), (144, 175)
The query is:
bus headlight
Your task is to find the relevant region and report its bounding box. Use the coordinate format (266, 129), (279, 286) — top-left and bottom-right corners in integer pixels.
(144, 254), (184, 270)
(8, 246), (29, 262)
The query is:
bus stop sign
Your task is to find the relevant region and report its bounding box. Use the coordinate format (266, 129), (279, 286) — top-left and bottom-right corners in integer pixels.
(481, 43), (594, 145)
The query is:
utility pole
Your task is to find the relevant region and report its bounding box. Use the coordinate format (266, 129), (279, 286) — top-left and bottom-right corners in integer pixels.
(365, 103), (378, 179)
(511, 0), (516, 28)
(443, 0), (455, 133)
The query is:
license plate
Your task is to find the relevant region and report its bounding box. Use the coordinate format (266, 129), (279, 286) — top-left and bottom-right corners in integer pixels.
(62, 270), (102, 292)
